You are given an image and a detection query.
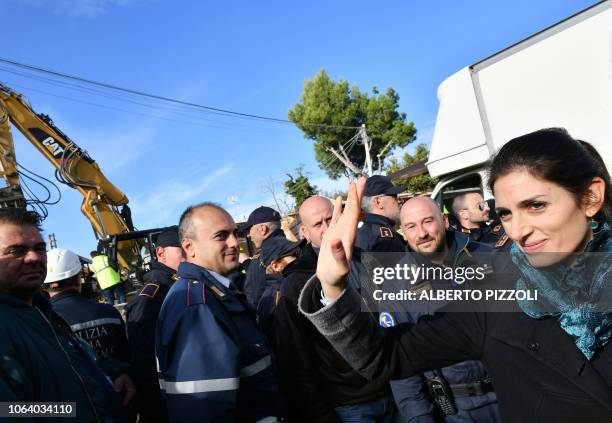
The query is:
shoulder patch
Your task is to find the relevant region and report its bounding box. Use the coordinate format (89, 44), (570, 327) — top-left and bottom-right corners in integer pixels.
(208, 284), (226, 298)
(139, 283), (160, 298)
(492, 224), (502, 234)
(379, 227), (394, 238)
(496, 234), (509, 248)
(186, 280), (206, 306)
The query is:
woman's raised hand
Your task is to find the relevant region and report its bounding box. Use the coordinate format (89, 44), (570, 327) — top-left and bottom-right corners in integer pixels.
(316, 177), (366, 300)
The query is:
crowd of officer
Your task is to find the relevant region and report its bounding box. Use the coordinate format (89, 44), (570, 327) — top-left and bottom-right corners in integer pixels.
(0, 173), (512, 423)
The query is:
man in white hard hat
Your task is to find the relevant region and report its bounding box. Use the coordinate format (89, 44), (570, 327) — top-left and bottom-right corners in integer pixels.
(44, 247), (136, 406)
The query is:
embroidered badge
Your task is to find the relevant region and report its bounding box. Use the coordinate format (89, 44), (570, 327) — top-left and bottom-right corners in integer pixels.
(496, 234), (509, 248)
(139, 283), (160, 298)
(379, 312), (395, 328)
(379, 227), (394, 238)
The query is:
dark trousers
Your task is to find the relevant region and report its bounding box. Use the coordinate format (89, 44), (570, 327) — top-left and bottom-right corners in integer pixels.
(103, 283), (126, 305)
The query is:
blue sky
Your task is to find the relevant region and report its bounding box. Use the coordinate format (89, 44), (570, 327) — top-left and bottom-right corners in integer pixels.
(2, 0), (596, 256)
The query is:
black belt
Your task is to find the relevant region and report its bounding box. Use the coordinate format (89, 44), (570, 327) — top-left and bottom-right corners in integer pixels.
(448, 380), (494, 397)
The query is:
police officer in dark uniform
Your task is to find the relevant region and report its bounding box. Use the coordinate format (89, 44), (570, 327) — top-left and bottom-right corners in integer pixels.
(44, 248), (136, 407)
(485, 198), (511, 252)
(125, 226), (184, 423)
(382, 196), (501, 423)
(450, 192), (510, 250)
(156, 203), (283, 422)
(243, 206), (286, 308)
(257, 237), (304, 341)
(356, 175), (406, 253)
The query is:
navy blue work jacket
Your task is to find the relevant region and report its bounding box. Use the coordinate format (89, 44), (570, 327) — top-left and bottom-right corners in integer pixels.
(155, 261), (283, 423)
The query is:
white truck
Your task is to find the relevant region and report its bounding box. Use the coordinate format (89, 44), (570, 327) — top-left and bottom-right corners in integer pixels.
(428, 0), (612, 209)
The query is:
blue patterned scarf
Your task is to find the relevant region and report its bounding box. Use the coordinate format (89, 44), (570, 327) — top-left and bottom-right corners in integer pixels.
(511, 224), (612, 359)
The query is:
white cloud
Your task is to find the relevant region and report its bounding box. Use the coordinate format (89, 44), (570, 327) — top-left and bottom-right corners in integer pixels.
(130, 163), (235, 228)
(10, 0), (137, 17)
(310, 174), (350, 197)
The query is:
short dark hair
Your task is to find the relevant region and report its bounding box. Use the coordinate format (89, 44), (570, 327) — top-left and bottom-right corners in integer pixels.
(45, 274), (80, 292)
(488, 128), (612, 223)
(178, 202), (227, 241)
(0, 209), (42, 230)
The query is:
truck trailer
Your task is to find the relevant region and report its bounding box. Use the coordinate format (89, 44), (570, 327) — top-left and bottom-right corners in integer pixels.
(428, 0), (612, 209)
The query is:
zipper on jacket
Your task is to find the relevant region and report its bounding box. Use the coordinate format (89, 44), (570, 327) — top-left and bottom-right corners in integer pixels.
(35, 307), (102, 423)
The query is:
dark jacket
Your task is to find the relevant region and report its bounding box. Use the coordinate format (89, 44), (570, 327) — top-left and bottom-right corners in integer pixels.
(356, 213), (405, 253)
(452, 223), (510, 251)
(125, 261), (178, 423)
(385, 232), (499, 422)
(298, 268), (612, 423)
(0, 293), (127, 423)
(156, 262), (283, 422)
(273, 243), (389, 422)
(50, 290), (129, 362)
(244, 228), (286, 308)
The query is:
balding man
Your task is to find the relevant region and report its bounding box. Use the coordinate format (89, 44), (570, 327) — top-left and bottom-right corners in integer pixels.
(155, 202), (283, 422)
(273, 196), (391, 422)
(387, 196), (500, 423)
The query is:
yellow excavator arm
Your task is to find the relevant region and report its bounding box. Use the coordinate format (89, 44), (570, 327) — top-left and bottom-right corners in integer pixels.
(0, 82), (141, 272)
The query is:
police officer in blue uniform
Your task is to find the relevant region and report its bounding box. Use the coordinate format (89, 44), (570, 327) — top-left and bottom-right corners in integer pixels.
(156, 202), (283, 422)
(356, 175), (406, 253)
(125, 226), (184, 423)
(381, 197), (500, 423)
(243, 206), (286, 308)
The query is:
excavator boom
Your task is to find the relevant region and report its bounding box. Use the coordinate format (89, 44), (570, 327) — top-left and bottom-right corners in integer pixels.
(0, 82), (140, 272)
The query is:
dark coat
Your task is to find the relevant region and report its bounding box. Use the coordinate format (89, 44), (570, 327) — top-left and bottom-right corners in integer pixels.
(50, 290), (129, 362)
(386, 232), (500, 422)
(356, 213), (405, 253)
(244, 229), (286, 308)
(0, 293), (127, 422)
(273, 243), (389, 422)
(298, 273), (612, 422)
(125, 261), (178, 423)
(156, 262), (283, 422)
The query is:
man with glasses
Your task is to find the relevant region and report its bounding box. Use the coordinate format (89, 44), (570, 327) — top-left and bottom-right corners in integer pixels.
(450, 192), (508, 248)
(0, 209), (129, 422)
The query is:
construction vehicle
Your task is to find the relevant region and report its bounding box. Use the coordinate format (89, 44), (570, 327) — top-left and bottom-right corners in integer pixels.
(0, 81), (156, 280)
(427, 0), (612, 208)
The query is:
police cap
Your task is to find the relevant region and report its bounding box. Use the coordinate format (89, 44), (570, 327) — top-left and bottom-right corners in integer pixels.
(244, 206), (281, 230)
(261, 238), (303, 267)
(156, 226), (181, 248)
(364, 175), (404, 197)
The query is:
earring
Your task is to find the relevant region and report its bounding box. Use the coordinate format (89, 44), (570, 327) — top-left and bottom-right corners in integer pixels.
(590, 219), (599, 230)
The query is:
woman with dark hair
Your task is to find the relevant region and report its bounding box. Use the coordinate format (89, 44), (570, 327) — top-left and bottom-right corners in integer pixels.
(298, 128), (612, 422)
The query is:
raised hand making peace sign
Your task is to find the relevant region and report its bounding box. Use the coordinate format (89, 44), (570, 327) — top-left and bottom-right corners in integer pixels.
(316, 177), (366, 301)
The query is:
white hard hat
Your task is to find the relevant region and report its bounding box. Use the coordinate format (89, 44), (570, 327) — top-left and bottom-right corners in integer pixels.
(44, 248), (82, 283)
